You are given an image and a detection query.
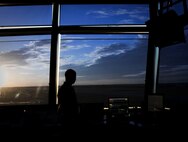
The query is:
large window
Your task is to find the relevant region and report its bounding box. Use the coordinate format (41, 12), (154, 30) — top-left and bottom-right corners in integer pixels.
(158, 26), (188, 108)
(59, 4), (149, 107)
(0, 35), (51, 105)
(0, 3), (149, 106)
(59, 34), (148, 106)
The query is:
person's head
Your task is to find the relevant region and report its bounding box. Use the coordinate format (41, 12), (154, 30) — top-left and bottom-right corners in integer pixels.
(65, 69), (76, 85)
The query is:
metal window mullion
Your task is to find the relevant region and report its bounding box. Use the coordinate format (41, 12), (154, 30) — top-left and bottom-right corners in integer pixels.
(49, 2), (61, 106)
(145, 0), (159, 112)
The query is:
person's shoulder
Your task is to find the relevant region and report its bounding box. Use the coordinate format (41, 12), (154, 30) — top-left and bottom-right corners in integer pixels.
(59, 82), (66, 87)
(58, 84), (64, 92)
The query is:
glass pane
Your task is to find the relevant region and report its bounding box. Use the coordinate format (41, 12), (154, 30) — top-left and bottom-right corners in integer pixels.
(61, 4), (149, 25)
(0, 5), (52, 26)
(0, 35), (51, 105)
(158, 26), (188, 108)
(59, 34), (148, 106)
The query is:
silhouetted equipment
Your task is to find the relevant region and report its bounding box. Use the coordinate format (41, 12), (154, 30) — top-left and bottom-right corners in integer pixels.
(146, 9), (186, 48)
(108, 97), (129, 118)
(148, 94), (163, 111)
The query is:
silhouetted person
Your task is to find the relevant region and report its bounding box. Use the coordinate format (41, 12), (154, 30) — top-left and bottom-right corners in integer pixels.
(57, 69), (79, 129)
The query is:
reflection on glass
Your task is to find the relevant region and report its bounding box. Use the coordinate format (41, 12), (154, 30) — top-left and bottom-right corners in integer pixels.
(159, 28), (188, 84)
(168, 2), (184, 16)
(158, 27), (188, 108)
(159, 1), (185, 16)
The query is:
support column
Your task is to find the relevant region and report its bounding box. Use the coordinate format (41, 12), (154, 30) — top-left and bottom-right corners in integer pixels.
(145, 0), (159, 111)
(49, 2), (61, 106)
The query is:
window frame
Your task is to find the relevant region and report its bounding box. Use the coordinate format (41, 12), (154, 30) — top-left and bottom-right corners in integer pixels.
(0, 1), (149, 107)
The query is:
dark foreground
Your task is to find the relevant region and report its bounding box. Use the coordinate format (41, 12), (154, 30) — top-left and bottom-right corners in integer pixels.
(0, 104), (188, 139)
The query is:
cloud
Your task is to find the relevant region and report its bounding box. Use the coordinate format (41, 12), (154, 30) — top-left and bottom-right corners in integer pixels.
(61, 44), (90, 51)
(0, 48), (29, 66)
(160, 64), (188, 75)
(118, 19), (135, 24)
(60, 55), (75, 66)
(59, 30), (188, 84)
(74, 37), (148, 84)
(159, 65), (188, 83)
(60, 42), (134, 67)
(122, 71), (146, 78)
(24, 39), (50, 47)
(84, 43), (135, 66)
(98, 43), (130, 54)
(0, 39), (50, 68)
(86, 6), (148, 23)
(59, 36), (149, 85)
(59, 34), (148, 69)
(86, 8), (147, 17)
(86, 10), (109, 18)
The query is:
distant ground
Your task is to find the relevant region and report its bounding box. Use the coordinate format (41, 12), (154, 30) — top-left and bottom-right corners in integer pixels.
(0, 83), (187, 109)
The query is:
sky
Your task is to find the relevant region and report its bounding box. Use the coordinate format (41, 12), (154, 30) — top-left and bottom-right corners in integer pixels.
(0, 4), (187, 87)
